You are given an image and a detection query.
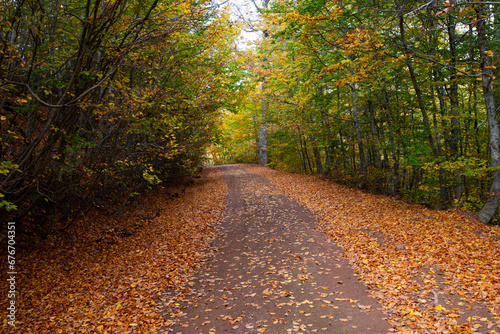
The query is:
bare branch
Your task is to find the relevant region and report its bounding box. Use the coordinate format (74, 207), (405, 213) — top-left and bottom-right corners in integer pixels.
(8, 82), (66, 108)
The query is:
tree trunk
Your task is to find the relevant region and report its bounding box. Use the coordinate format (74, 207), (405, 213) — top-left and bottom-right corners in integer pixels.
(320, 113), (334, 175)
(258, 109), (268, 166)
(396, 1), (438, 157)
(349, 82), (366, 188)
(310, 134), (323, 175)
(257, 0), (270, 166)
(383, 89), (400, 194)
(297, 126), (307, 173)
(475, 5), (500, 224)
(294, 136), (304, 172)
(447, 11), (463, 200)
(368, 99), (382, 171)
(302, 136), (313, 174)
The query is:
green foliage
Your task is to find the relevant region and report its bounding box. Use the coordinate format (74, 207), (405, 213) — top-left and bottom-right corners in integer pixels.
(419, 157), (491, 209)
(0, 161), (19, 211)
(221, 0), (498, 217)
(0, 0), (241, 224)
(210, 107), (259, 165)
(0, 193), (16, 211)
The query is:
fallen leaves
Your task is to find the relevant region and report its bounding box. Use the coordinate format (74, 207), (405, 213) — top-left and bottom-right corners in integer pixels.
(158, 165), (393, 332)
(23, 163), (495, 333)
(2, 168), (227, 333)
(247, 164), (500, 333)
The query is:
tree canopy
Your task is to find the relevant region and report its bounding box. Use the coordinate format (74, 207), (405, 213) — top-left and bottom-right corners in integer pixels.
(2, 0), (500, 227)
(213, 0), (500, 223)
(0, 0), (240, 229)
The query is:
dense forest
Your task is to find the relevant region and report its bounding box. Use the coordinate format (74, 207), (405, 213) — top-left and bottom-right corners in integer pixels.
(212, 0), (500, 223)
(2, 2), (500, 332)
(0, 0), (242, 233)
(1, 0), (500, 233)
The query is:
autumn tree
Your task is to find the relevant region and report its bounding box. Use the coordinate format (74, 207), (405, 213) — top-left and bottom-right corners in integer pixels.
(221, 0), (500, 222)
(0, 0), (239, 232)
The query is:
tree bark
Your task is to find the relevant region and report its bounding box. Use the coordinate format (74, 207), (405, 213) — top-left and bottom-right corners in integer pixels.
(475, 4), (500, 224)
(396, 1), (438, 158)
(321, 112), (334, 175)
(257, 0), (271, 166)
(258, 109), (268, 165)
(349, 81), (366, 188)
(447, 10), (463, 200)
(310, 134), (323, 175)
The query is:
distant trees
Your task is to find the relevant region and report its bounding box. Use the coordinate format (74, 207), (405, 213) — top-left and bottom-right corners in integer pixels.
(0, 0), (239, 230)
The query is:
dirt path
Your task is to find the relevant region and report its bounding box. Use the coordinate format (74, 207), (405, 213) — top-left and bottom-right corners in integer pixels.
(160, 165), (391, 333)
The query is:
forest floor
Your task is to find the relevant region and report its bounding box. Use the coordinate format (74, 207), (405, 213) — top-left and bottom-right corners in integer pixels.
(160, 164), (389, 333)
(3, 164), (500, 333)
(242, 164), (500, 334)
(2, 167), (228, 333)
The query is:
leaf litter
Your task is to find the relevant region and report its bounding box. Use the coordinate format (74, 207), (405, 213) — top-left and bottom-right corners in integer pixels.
(8, 163), (500, 334)
(246, 164), (500, 333)
(162, 165), (389, 333)
(1, 168), (227, 333)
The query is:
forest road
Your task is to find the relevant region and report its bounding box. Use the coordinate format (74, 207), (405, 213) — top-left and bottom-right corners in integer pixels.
(161, 164), (392, 333)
